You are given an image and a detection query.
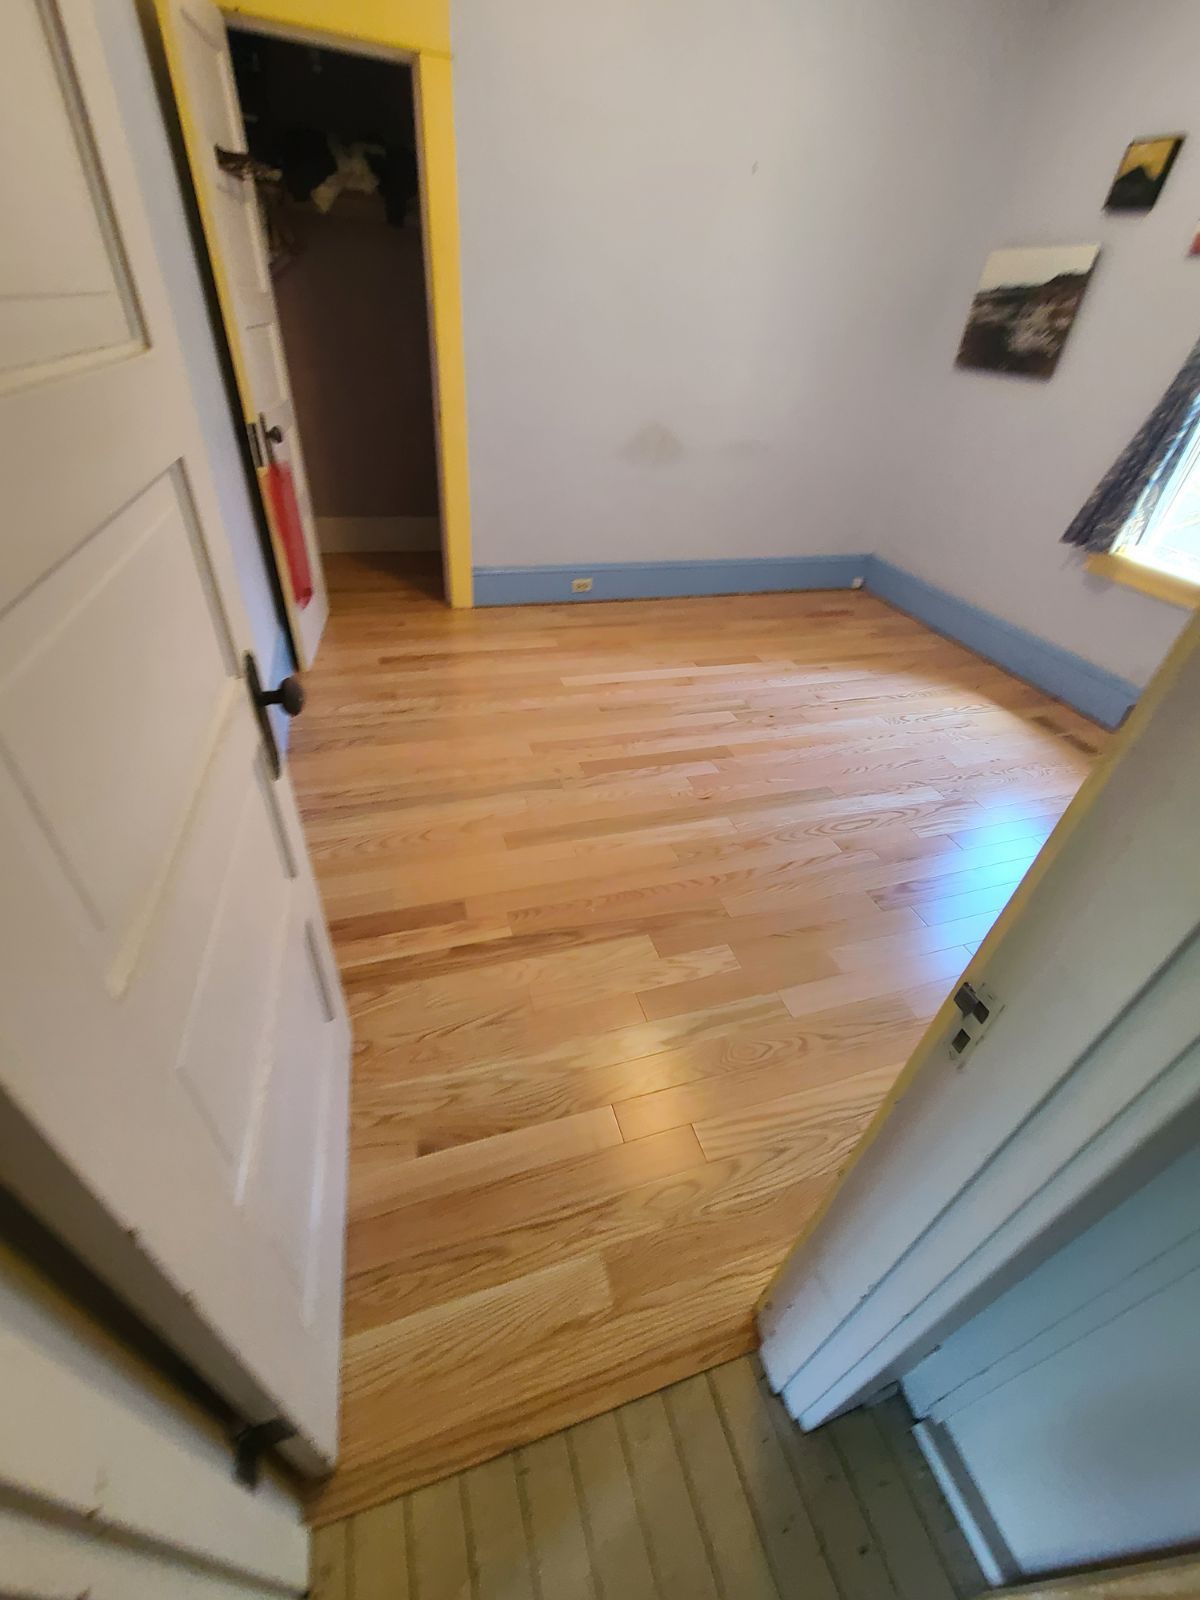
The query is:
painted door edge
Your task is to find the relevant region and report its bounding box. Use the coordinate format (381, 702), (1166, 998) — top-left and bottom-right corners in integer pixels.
(755, 606), (1200, 1353)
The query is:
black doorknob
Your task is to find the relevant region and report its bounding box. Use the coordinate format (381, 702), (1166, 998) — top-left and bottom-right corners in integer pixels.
(243, 652), (304, 780)
(264, 424), (284, 445)
(259, 674), (305, 717)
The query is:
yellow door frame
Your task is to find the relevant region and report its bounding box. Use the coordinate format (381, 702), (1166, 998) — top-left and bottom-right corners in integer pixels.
(177, 0), (473, 617)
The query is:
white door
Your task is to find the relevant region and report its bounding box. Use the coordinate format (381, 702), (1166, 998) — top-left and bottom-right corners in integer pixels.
(758, 619), (1200, 1437)
(0, 0), (350, 1473)
(157, 0), (329, 668)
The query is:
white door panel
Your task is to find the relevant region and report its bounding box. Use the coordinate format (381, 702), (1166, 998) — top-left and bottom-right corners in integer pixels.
(245, 911), (342, 1303)
(162, 0), (328, 665)
(177, 773), (296, 1168)
(0, 470), (233, 971)
(0, 0), (142, 380)
(0, 0), (349, 1472)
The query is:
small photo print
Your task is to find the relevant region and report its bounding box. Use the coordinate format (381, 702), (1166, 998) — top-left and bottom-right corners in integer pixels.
(1104, 135), (1184, 212)
(955, 244), (1100, 380)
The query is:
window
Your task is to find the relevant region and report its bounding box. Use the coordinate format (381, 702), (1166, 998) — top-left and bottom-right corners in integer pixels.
(1111, 419), (1200, 589)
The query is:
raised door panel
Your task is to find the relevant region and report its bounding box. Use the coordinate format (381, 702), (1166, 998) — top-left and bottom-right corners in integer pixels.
(0, 469), (234, 982)
(174, 762), (296, 1172)
(0, 0), (142, 381)
(0, 0), (172, 607)
(245, 911), (341, 1310)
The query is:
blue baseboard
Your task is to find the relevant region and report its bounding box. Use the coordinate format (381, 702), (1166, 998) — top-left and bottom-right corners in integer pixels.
(864, 556), (1139, 728)
(472, 555), (869, 607)
(470, 551), (1137, 727)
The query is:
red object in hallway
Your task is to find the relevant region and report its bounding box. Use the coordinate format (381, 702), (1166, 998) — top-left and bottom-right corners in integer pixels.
(265, 461), (313, 609)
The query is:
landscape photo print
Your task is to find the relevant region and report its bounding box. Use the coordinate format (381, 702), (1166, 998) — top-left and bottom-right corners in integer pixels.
(1104, 134), (1184, 211)
(955, 244), (1100, 379)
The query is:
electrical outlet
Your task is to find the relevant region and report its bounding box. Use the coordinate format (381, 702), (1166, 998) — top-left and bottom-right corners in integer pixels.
(571, 577), (593, 593)
(851, 576), (865, 589)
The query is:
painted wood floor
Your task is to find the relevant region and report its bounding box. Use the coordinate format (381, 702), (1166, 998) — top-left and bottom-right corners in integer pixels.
(310, 1355), (984, 1600)
(291, 555), (1104, 1524)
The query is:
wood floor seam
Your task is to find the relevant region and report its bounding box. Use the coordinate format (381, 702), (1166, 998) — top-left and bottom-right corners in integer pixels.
(659, 1379), (731, 1600)
(704, 1368), (785, 1600)
(612, 1404), (667, 1600)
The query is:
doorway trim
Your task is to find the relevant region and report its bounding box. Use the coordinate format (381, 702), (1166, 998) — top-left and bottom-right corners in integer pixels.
(169, 0), (474, 616)
(758, 608), (1200, 1424)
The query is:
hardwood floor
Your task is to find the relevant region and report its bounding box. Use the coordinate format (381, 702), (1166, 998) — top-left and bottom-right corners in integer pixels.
(310, 1355), (984, 1600)
(292, 554), (1104, 1523)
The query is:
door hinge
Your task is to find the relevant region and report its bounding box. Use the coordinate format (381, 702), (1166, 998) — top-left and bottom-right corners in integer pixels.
(946, 979), (1003, 1064)
(246, 417), (264, 470)
(232, 1417), (296, 1488)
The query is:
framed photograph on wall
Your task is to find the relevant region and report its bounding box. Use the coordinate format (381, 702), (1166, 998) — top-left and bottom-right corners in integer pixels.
(1104, 135), (1184, 211)
(955, 244), (1100, 380)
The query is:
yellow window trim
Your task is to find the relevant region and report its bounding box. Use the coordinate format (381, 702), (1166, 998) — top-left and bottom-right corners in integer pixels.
(1087, 550), (1200, 610)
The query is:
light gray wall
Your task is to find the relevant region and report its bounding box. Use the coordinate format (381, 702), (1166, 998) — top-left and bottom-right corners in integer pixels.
(452, 0), (1042, 569)
(453, 0), (1194, 694)
(903, 1135), (1200, 1578)
(873, 0), (1198, 688)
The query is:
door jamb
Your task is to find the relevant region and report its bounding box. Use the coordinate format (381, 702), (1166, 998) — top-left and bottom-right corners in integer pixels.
(167, 0), (474, 623)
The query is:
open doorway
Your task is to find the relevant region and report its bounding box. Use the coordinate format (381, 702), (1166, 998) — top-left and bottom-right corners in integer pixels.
(227, 28), (443, 602)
